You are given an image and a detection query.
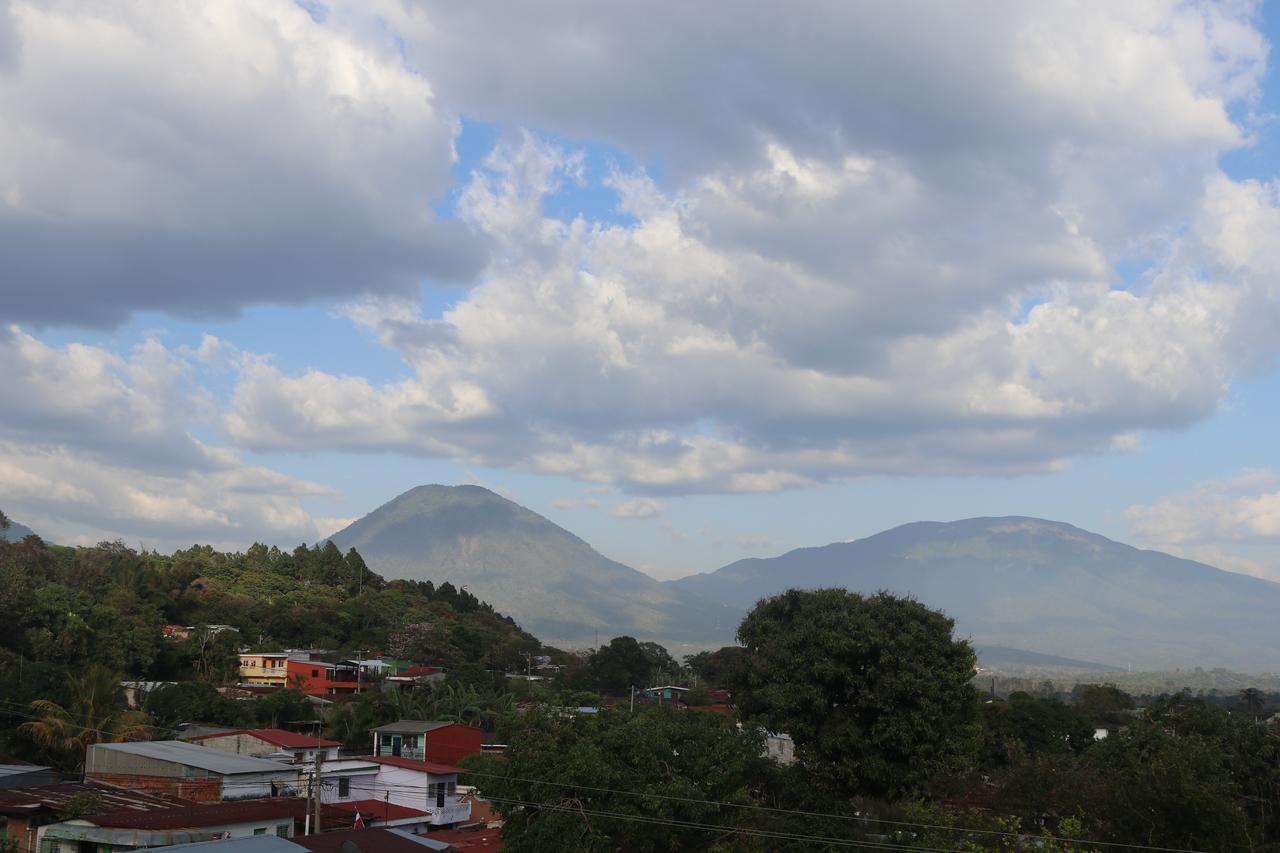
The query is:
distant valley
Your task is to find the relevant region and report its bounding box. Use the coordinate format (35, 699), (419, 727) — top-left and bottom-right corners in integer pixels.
(327, 486), (1280, 673)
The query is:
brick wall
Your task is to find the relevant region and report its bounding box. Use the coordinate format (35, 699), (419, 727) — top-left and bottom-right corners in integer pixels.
(4, 815), (35, 853)
(85, 772), (223, 802)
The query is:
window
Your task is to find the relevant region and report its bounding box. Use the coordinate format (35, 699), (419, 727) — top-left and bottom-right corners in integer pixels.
(338, 777), (350, 797)
(254, 826), (267, 835)
(276, 824), (291, 838)
(312, 669), (319, 677)
(447, 782), (456, 797)
(426, 782), (437, 800)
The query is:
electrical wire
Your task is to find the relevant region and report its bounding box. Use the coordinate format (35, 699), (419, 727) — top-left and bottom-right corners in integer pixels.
(0, 699), (1211, 853)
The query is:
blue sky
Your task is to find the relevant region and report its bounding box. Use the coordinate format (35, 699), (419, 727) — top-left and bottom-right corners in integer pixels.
(4, 1), (1280, 580)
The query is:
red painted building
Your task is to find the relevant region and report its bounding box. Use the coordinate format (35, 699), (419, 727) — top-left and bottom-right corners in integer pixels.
(285, 659), (371, 697)
(371, 721), (485, 765)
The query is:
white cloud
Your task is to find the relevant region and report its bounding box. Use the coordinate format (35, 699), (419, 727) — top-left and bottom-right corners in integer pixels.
(609, 497), (664, 519)
(224, 129), (1280, 492)
(1124, 470), (1280, 579)
(0, 327), (336, 549)
(0, 0), (482, 325)
(10, 2), (1280, 504)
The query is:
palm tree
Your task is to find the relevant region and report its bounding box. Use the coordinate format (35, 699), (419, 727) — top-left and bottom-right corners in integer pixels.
(20, 664), (153, 770)
(1240, 687), (1265, 721)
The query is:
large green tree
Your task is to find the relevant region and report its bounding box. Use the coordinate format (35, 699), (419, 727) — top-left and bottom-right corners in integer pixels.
(735, 588), (979, 800)
(467, 707), (772, 852)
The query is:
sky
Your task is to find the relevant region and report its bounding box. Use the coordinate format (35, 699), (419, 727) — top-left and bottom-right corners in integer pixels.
(3, 1), (1280, 581)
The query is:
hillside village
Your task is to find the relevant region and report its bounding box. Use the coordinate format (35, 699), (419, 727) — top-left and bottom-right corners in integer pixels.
(4, 527), (1280, 850)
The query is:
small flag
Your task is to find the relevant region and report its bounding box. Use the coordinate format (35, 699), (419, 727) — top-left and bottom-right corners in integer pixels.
(353, 811), (364, 829)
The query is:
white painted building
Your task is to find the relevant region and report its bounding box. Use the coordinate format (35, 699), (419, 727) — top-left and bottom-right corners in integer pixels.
(363, 756), (472, 827)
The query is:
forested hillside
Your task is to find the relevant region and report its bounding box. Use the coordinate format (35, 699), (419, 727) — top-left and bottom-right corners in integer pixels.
(0, 527), (539, 734)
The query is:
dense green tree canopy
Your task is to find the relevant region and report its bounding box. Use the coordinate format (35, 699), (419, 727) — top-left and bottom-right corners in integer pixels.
(735, 588), (979, 800)
(466, 707), (771, 852)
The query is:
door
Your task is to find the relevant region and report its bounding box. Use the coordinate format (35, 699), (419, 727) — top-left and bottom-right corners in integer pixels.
(391, 735), (402, 757)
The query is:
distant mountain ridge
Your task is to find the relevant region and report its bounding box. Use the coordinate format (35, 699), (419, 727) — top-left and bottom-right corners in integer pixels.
(327, 489), (1280, 671)
(326, 485), (734, 647)
(0, 517), (36, 542)
(669, 517), (1280, 672)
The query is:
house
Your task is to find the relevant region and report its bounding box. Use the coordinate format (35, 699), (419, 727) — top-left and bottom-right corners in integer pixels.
(384, 666), (446, 689)
(371, 721), (484, 765)
(642, 686), (689, 702)
(763, 731), (795, 765)
(240, 653), (290, 688)
(283, 659), (370, 698)
(0, 763), (56, 791)
(34, 798), (300, 851)
(0, 782), (187, 853)
(363, 756), (472, 826)
(86, 741), (298, 802)
(189, 729), (341, 764)
(238, 653), (372, 697)
(307, 759), (380, 805)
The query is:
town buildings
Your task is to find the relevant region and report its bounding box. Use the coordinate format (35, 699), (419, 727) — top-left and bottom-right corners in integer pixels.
(85, 741), (299, 802)
(188, 729), (342, 765)
(371, 721), (484, 765)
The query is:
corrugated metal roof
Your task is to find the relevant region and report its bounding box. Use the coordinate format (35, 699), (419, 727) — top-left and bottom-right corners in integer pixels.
(91, 741), (297, 775)
(363, 755), (464, 775)
(0, 782), (189, 816)
(293, 828), (452, 851)
(133, 836), (305, 852)
(371, 720), (455, 734)
(90, 797), (303, 829)
(0, 764), (52, 777)
(188, 729), (342, 749)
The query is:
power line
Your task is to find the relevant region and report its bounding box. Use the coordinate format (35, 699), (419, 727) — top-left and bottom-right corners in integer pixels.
(0, 699), (1210, 853)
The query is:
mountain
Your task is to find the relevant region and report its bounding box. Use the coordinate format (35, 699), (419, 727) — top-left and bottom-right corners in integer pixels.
(326, 485), (734, 648)
(668, 517), (1280, 673)
(0, 517), (35, 542)
(973, 645), (1121, 672)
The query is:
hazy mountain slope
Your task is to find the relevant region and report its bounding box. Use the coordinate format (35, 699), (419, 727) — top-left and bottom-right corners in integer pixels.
(0, 518), (35, 541)
(326, 485), (732, 647)
(669, 517), (1280, 672)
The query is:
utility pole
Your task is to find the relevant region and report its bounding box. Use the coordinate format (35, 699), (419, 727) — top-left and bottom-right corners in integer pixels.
(312, 751), (324, 834)
(630, 685), (635, 714)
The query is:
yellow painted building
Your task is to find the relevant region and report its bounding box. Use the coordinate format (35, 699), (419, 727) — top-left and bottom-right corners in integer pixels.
(239, 652), (289, 687)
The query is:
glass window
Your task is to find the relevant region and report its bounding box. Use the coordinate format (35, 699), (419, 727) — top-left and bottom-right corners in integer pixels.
(276, 824), (291, 838)
(338, 777), (350, 797)
(254, 828), (267, 836)
(447, 782), (456, 797)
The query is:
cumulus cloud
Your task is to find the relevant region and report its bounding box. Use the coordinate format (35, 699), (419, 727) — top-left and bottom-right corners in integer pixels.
(0, 327), (336, 549)
(1124, 470), (1280, 579)
(0, 0), (483, 326)
(224, 129), (1280, 491)
(10, 2), (1280, 502)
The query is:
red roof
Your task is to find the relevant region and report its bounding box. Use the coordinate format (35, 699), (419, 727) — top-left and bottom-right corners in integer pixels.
(427, 825), (504, 850)
(327, 799), (430, 822)
(89, 798), (302, 829)
(402, 665), (439, 676)
(0, 783), (190, 817)
(364, 755), (465, 774)
(189, 728), (341, 749)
